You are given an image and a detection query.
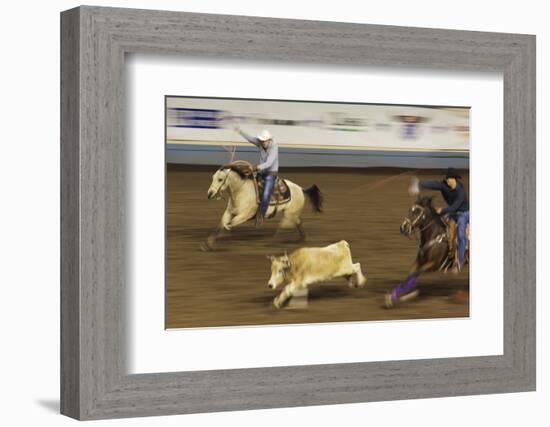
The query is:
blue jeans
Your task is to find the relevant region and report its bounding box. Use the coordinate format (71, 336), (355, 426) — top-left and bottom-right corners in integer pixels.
(456, 211), (470, 269)
(260, 174), (276, 216)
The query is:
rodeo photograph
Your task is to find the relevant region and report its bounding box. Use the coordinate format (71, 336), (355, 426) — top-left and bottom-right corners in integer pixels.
(165, 95), (470, 329)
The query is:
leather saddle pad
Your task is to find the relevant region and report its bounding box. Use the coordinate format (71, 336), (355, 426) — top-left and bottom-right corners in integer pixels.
(257, 176), (291, 205)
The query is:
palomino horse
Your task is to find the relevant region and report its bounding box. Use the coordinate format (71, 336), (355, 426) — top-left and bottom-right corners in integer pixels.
(385, 196), (469, 307)
(201, 161), (323, 250)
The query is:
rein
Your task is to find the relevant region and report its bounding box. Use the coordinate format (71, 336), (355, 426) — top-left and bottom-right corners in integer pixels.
(402, 203), (453, 271)
(406, 208), (446, 253)
(212, 170), (232, 200)
(218, 160), (260, 203)
(418, 218), (437, 233)
(403, 208), (431, 239)
(421, 233), (446, 252)
(213, 160), (254, 199)
(222, 160), (255, 177)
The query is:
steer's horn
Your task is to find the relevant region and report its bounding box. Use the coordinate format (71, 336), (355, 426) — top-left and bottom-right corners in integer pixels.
(282, 251), (291, 267)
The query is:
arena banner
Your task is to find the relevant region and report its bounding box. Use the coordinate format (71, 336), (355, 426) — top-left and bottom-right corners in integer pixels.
(166, 96), (469, 168)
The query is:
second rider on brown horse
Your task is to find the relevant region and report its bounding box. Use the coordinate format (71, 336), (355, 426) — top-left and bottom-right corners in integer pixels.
(386, 168), (469, 308)
(413, 167), (470, 272)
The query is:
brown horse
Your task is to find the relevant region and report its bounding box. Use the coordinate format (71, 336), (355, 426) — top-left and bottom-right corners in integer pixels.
(385, 196), (462, 308)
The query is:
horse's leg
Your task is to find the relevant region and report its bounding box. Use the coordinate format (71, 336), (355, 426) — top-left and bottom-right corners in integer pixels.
(201, 209), (232, 251)
(292, 195), (307, 241)
(272, 214), (290, 240)
(225, 210), (254, 230)
(413, 260), (436, 276)
(386, 260), (435, 308)
(295, 219), (306, 241)
(275, 213), (305, 242)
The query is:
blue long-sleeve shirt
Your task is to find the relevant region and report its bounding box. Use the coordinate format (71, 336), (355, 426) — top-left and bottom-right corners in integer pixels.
(238, 130), (279, 174)
(420, 180), (469, 215)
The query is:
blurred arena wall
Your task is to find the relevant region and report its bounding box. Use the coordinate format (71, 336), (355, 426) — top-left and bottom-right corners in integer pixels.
(166, 96), (469, 169)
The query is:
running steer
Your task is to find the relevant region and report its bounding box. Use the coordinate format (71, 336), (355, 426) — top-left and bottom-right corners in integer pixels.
(266, 240), (367, 309)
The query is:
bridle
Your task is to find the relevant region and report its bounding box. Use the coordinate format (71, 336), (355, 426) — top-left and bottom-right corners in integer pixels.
(211, 159), (257, 200)
(403, 205), (431, 236)
(404, 204), (449, 263)
(210, 168), (232, 200)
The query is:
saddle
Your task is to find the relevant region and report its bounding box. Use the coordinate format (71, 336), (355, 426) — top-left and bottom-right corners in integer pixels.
(256, 175), (291, 206)
(222, 161), (291, 207)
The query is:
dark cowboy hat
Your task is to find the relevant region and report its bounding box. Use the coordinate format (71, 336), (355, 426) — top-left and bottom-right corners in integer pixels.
(445, 167), (462, 179)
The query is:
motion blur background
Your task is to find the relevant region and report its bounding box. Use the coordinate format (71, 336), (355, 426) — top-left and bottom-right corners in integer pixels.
(166, 97), (470, 328)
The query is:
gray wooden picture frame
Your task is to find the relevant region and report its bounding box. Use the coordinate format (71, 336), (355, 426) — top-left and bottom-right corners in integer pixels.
(60, 5), (536, 421)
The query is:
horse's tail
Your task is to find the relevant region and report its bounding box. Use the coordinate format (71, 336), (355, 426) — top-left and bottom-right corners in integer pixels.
(303, 185), (323, 213)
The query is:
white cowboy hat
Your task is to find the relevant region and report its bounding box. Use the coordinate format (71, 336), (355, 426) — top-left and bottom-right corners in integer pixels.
(257, 130), (272, 142)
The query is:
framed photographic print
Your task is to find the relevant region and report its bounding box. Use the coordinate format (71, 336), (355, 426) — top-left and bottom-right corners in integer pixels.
(61, 6), (535, 420)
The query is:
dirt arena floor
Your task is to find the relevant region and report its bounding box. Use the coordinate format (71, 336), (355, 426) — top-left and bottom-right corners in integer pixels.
(166, 164), (469, 329)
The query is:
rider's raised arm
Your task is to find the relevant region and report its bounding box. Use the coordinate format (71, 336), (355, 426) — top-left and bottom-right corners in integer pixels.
(419, 180), (445, 191)
(237, 129), (261, 147)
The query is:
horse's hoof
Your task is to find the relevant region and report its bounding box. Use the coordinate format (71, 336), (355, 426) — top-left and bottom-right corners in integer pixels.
(384, 293), (395, 309)
(385, 289), (418, 308)
(400, 289), (419, 303)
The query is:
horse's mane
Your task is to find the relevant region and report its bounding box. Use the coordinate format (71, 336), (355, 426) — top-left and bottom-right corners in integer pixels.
(417, 196), (445, 226)
(417, 196), (434, 209)
(221, 162), (254, 179)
